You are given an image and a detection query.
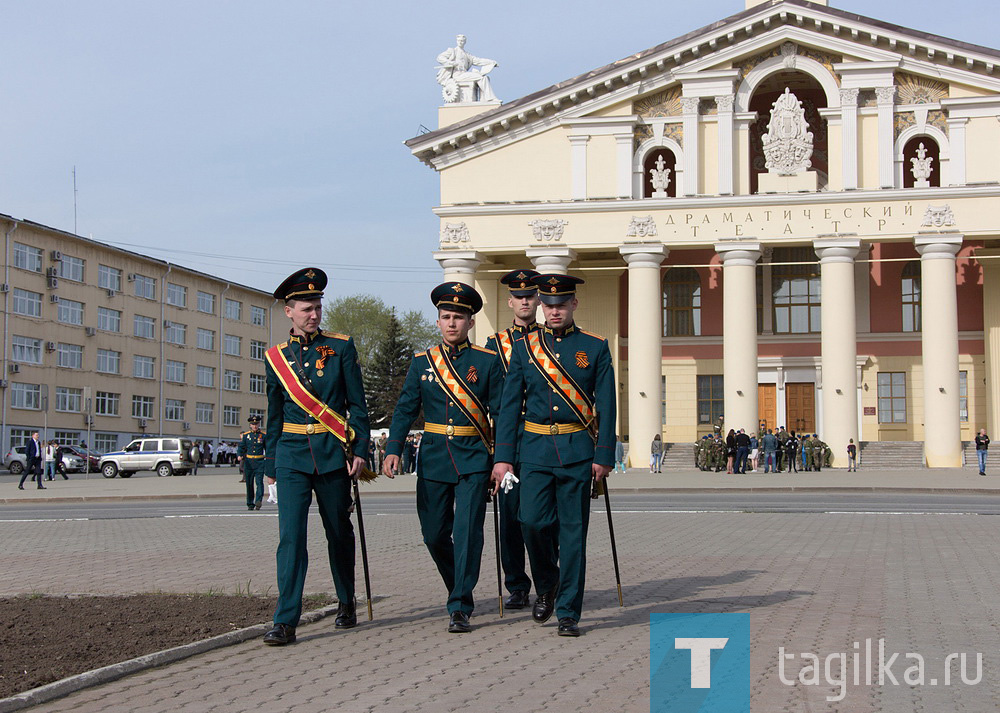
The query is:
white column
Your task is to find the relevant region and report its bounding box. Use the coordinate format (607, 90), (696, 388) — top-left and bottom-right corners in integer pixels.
(715, 242), (761, 434)
(715, 95), (735, 196)
(814, 238), (861, 468)
(681, 97), (700, 197)
(876, 87), (896, 189)
(946, 118), (968, 186)
(433, 249), (483, 284)
(526, 246), (577, 275)
(915, 233), (963, 467)
(840, 88), (859, 191)
(569, 135), (590, 200)
(615, 133), (634, 199)
(979, 248), (1000, 438)
(620, 244), (668, 461)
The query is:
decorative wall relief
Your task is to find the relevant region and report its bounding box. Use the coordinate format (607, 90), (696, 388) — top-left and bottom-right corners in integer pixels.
(921, 205), (956, 227)
(529, 219), (568, 242)
(626, 216), (658, 239)
(634, 87), (683, 118)
(895, 73), (949, 105)
(441, 222), (471, 243)
(762, 88), (814, 175)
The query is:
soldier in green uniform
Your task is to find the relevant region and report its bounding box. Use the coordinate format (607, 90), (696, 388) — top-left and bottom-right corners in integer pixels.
(803, 435), (815, 472)
(383, 282), (504, 634)
(237, 415), (267, 510)
(692, 439), (701, 468)
(492, 273), (617, 638)
(262, 268), (370, 646)
(483, 268), (540, 611)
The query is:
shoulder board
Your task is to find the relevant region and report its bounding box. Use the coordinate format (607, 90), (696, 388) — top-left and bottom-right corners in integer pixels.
(276, 341), (288, 350)
(241, 431), (249, 436)
(579, 329), (607, 341)
(472, 345), (496, 355)
(321, 331), (350, 341)
(414, 351), (426, 358)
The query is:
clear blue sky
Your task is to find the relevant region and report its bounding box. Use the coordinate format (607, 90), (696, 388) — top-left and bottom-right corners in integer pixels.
(1, 0), (993, 312)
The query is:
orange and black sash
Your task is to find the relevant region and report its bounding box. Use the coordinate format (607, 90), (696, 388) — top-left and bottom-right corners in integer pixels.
(524, 331), (598, 443)
(426, 345), (493, 454)
(265, 345), (354, 445)
(494, 328), (516, 372)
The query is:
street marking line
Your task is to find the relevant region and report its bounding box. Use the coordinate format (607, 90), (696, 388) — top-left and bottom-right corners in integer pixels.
(0, 518), (91, 522)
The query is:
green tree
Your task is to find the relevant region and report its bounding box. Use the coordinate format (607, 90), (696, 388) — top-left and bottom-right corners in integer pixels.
(322, 295), (392, 367)
(366, 311), (415, 428)
(399, 309), (439, 351)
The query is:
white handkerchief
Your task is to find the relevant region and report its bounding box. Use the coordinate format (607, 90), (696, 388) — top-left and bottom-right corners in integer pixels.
(501, 471), (519, 494)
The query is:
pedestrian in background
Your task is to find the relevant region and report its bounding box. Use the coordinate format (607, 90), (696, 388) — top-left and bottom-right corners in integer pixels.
(43, 440), (58, 481)
(847, 439), (857, 471)
(650, 433), (663, 473)
(976, 428), (990, 476)
(614, 437), (626, 473)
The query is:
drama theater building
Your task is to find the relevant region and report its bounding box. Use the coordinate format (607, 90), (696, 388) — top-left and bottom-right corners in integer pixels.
(408, 0), (1000, 468)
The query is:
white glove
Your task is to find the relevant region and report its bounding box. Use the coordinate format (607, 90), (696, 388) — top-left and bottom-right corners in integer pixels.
(501, 471), (519, 494)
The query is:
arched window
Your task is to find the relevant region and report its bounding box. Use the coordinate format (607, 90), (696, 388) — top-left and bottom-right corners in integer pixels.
(662, 267), (701, 336)
(771, 247), (820, 334)
(901, 261), (921, 332)
(902, 136), (940, 188)
(643, 149), (677, 198)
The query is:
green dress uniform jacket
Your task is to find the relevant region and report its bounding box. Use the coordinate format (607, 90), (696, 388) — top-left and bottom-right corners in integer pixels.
(238, 429), (266, 459)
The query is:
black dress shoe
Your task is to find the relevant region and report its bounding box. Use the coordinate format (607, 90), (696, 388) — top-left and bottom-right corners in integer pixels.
(335, 600), (357, 629)
(532, 589), (556, 623)
(448, 611), (471, 633)
(504, 590), (530, 610)
(254, 503), (262, 510)
(557, 617), (580, 637)
(263, 623), (296, 646)
(247, 505), (254, 511)
(18, 485), (24, 490)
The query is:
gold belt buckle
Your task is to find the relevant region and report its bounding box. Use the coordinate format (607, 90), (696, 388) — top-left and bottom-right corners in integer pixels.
(445, 425), (455, 436)
(305, 423), (315, 435)
(549, 424), (559, 435)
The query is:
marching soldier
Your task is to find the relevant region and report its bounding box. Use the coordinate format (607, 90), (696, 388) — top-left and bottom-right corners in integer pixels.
(383, 282), (504, 634)
(483, 268), (541, 611)
(262, 268), (370, 646)
(491, 273), (617, 637)
(237, 415), (267, 510)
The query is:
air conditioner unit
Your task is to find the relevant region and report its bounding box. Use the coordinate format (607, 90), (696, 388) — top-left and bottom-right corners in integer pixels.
(50, 250), (62, 261)
(138, 418), (147, 428)
(183, 422), (191, 431)
(0, 379), (7, 388)
(50, 294), (60, 303)
(7, 363), (19, 374)
(45, 266), (58, 277)
(84, 414), (94, 425)
(106, 288), (116, 297)
(85, 327), (96, 337)
(46, 276), (58, 289)
(45, 341), (56, 352)
(127, 273), (136, 282)
(0, 283), (8, 293)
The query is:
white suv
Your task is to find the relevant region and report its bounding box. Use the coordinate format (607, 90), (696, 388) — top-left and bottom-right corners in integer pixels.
(99, 438), (196, 478)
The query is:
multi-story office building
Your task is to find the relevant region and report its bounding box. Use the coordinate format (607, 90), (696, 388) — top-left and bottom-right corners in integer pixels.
(1, 214), (283, 454)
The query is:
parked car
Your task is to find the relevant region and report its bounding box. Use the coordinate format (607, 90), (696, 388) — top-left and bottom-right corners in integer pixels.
(99, 437), (197, 478)
(4, 446), (85, 475)
(62, 445), (102, 472)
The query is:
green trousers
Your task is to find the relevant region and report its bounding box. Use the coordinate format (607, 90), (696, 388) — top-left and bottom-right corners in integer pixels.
(519, 461), (592, 622)
(500, 470), (531, 595)
(416, 472), (489, 615)
(244, 459), (265, 507)
(273, 468), (355, 627)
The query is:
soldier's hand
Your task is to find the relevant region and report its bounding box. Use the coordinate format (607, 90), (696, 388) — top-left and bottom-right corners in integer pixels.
(347, 456), (366, 481)
(592, 463), (612, 482)
(382, 455), (399, 479)
(491, 462), (512, 495)
(265, 477), (276, 485)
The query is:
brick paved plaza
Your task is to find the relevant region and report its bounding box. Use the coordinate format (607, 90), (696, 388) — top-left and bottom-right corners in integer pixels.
(3, 491), (1000, 712)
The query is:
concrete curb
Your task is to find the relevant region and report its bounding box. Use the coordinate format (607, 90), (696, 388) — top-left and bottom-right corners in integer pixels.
(0, 602), (340, 713)
(0, 491), (419, 505)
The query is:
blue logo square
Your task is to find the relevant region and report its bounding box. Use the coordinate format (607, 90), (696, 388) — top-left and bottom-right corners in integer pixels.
(651, 613), (754, 713)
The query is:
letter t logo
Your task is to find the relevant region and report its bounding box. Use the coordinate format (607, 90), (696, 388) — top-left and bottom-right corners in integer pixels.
(674, 637), (729, 688)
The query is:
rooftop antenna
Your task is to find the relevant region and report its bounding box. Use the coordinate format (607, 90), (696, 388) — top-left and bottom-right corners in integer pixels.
(73, 166), (78, 235)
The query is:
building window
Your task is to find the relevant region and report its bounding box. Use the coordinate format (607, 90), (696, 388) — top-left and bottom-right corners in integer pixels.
(11, 382), (41, 410)
(224, 334), (241, 356)
(133, 355), (155, 379)
(134, 274), (156, 300)
(164, 399), (185, 421)
(164, 321), (186, 345)
(196, 365), (215, 387)
(223, 405), (241, 427)
(197, 328), (215, 351)
(166, 283), (187, 308)
(249, 407), (265, 422)
(98, 265), (123, 292)
(877, 372), (907, 424)
(697, 375), (725, 425)
(55, 386), (83, 413)
(134, 315), (155, 339)
(959, 371), (969, 423)
(165, 359), (186, 383)
(224, 369), (241, 391)
(12, 336), (42, 364)
(197, 291), (215, 314)
(132, 395), (155, 419)
(196, 402), (214, 424)
(93, 433), (119, 452)
(59, 255), (85, 282)
(53, 431), (80, 446)
(662, 268), (702, 337)
(58, 298), (84, 326)
(97, 349), (121, 374)
(12, 289), (42, 317)
(9, 428), (33, 448)
(97, 307), (121, 332)
(95, 391), (120, 417)
(901, 261), (921, 332)
(251, 305), (266, 327)
(225, 298), (242, 321)
(57, 343), (83, 369)
(249, 373), (265, 394)
(13, 243), (43, 272)
(772, 247), (821, 334)
(250, 340), (266, 360)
